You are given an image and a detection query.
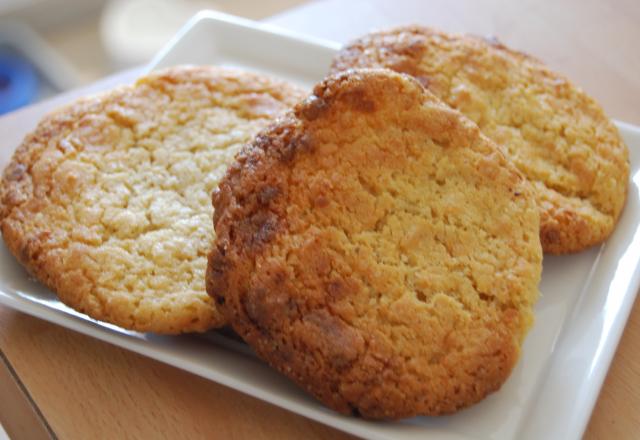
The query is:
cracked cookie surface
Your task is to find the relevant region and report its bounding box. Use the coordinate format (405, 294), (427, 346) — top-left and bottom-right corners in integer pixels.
(331, 26), (629, 253)
(0, 65), (305, 333)
(207, 69), (542, 418)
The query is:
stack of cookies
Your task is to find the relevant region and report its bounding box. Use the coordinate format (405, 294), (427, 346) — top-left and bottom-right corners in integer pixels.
(0, 26), (629, 419)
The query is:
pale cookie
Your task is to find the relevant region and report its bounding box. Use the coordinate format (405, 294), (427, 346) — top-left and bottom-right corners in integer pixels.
(0, 65), (305, 333)
(207, 70), (542, 418)
(331, 26), (629, 254)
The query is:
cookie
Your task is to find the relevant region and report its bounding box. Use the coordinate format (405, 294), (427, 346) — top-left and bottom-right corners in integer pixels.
(331, 26), (629, 254)
(207, 69), (542, 418)
(0, 66), (305, 333)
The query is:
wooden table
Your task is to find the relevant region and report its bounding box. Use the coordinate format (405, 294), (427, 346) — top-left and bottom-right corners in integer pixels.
(1, 1), (639, 439)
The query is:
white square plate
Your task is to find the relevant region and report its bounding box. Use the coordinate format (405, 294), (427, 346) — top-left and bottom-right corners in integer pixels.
(1, 11), (640, 440)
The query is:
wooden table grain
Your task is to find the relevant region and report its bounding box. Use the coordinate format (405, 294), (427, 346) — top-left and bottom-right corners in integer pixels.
(1, 1), (639, 439)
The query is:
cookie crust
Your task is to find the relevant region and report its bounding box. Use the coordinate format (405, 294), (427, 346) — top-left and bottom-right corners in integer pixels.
(331, 26), (629, 254)
(208, 69), (542, 418)
(0, 65), (305, 333)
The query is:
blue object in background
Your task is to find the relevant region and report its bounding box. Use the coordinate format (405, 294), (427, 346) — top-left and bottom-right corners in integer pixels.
(0, 49), (39, 115)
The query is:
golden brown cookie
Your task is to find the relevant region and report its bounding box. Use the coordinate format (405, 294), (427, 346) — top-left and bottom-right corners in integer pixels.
(0, 65), (305, 333)
(207, 69), (542, 418)
(331, 26), (629, 254)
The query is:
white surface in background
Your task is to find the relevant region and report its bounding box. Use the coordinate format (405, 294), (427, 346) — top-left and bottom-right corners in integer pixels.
(100, 0), (215, 68)
(0, 11), (638, 440)
(100, 0), (311, 69)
